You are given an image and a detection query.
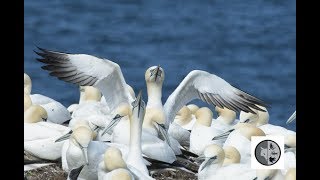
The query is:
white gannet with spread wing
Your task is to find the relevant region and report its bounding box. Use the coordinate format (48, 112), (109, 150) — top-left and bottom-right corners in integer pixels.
(34, 47), (134, 121)
(35, 47), (268, 126)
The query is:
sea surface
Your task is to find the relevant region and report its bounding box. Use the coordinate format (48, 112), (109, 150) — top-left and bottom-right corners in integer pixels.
(24, 0), (296, 130)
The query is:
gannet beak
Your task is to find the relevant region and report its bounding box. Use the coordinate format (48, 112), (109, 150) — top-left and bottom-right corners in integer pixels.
(286, 112), (296, 124)
(68, 165), (84, 180)
(156, 122), (171, 147)
(195, 155), (206, 163)
(81, 147), (89, 165)
(136, 90), (144, 117)
(252, 177), (258, 180)
(199, 156), (217, 172)
(55, 130), (73, 142)
(101, 114), (124, 136)
(240, 119), (250, 123)
(212, 129), (234, 140)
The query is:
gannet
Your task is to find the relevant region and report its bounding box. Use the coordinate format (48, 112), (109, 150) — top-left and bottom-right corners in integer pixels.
(239, 106), (296, 136)
(61, 91), (151, 179)
(24, 105), (71, 160)
(34, 47), (268, 135)
(190, 107), (224, 155)
(286, 111), (296, 124)
(211, 106), (238, 131)
(168, 106), (193, 147)
(98, 147), (154, 180)
(214, 124), (266, 164)
(24, 73), (71, 124)
(197, 144), (256, 180)
(100, 93), (177, 163)
(196, 144), (225, 180)
(67, 86), (102, 114)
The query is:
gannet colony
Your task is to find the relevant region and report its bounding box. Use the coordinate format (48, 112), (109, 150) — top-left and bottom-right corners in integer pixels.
(24, 47), (296, 180)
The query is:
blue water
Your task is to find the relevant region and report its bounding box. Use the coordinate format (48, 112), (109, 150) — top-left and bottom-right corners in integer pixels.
(24, 0), (296, 130)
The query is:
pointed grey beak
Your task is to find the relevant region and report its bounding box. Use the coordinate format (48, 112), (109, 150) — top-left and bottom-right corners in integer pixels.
(252, 177), (258, 180)
(286, 111), (296, 124)
(101, 114), (124, 136)
(242, 119), (250, 123)
(55, 130), (73, 142)
(81, 147), (89, 165)
(154, 65), (160, 82)
(136, 90), (143, 117)
(199, 155), (217, 172)
(212, 129), (234, 140)
(156, 122), (171, 147)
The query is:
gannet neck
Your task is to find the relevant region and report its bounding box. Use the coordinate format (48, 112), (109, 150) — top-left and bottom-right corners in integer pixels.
(143, 108), (166, 129)
(24, 105), (47, 123)
(24, 73), (32, 95)
(146, 83), (163, 107)
(195, 107), (213, 127)
(127, 91), (149, 175)
(215, 107), (236, 125)
(71, 126), (93, 147)
(104, 147), (127, 171)
(222, 146), (241, 166)
(24, 94), (32, 112)
(174, 106), (192, 126)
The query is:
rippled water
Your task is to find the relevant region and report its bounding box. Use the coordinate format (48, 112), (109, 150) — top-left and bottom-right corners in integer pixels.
(24, 0), (296, 130)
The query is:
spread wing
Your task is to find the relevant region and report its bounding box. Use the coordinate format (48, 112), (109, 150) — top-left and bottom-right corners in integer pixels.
(164, 70), (269, 127)
(35, 47), (133, 112)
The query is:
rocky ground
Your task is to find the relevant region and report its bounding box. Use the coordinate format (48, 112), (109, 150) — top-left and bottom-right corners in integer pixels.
(24, 151), (199, 180)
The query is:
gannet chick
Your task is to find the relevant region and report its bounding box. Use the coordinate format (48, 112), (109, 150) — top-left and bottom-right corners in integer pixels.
(24, 94), (32, 112)
(211, 106), (238, 131)
(24, 73), (32, 95)
(197, 144), (225, 180)
(220, 124), (265, 163)
(190, 107), (224, 155)
(285, 168), (296, 180)
(24, 105), (70, 160)
(254, 169), (284, 180)
(286, 111), (296, 124)
(187, 104), (200, 115)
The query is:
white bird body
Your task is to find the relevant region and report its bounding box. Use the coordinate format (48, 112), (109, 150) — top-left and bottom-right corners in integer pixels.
(24, 121), (70, 160)
(190, 123), (224, 155)
(223, 131), (251, 164)
(204, 163), (256, 180)
(259, 124), (296, 136)
(30, 94), (71, 124)
(211, 118), (239, 132)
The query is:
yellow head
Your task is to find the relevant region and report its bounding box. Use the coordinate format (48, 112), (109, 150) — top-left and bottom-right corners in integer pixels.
(110, 168), (133, 180)
(104, 147), (127, 171)
(195, 107), (213, 127)
(24, 105), (47, 123)
(239, 105), (269, 126)
(215, 106), (236, 124)
(174, 106), (193, 126)
(79, 86), (102, 103)
(145, 66), (165, 85)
